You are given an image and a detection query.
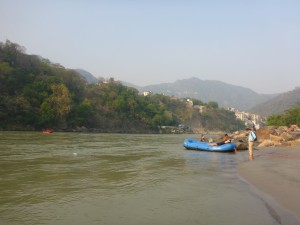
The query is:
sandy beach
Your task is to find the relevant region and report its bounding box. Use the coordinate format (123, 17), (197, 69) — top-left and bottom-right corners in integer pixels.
(237, 146), (300, 224)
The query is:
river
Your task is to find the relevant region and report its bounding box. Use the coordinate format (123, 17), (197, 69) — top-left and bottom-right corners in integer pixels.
(0, 132), (296, 225)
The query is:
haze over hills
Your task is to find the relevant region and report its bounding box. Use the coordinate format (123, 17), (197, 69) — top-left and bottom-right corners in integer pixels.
(75, 69), (100, 84)
(126, 77), (277, 111)
(2, 39), (298, 133)
(78, 70), (298, 112)
(249, 87), (300, 116)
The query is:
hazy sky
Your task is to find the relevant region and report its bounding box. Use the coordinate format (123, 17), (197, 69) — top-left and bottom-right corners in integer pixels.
(1, 0), (300, 94)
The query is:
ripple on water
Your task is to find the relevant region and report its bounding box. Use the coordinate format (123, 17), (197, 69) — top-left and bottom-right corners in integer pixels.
(0, 132), (298, 225)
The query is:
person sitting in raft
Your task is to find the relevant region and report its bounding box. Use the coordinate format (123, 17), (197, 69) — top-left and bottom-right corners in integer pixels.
(199, 134), (206, 142)
(209, 134), (231, 146)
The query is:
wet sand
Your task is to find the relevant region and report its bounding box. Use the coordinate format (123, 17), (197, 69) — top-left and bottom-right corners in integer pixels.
(237, 146), (300, 223)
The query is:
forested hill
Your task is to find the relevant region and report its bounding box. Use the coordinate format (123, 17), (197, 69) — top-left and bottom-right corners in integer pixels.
(0, 40), (244, 132)
(75, 69), (99, 84)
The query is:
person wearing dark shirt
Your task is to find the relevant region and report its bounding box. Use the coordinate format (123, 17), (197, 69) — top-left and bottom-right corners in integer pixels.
(209, 134), (231, 146)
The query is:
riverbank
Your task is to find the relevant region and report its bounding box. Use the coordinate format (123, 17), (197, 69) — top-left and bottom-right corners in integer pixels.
(237, 146), (300, 223)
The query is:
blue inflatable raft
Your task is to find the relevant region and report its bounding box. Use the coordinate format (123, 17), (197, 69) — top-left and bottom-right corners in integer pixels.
(183, 138), (237, 152)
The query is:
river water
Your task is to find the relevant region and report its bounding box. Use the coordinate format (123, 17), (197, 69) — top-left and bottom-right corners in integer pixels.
(0, 132), (297, 225)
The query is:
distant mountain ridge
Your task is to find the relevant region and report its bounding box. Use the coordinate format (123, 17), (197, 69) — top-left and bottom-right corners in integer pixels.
(75, 69), (99, 83)
(134, 77), (277, 111)
(71, 69), (284, 112)
(249, 87), (300, 116)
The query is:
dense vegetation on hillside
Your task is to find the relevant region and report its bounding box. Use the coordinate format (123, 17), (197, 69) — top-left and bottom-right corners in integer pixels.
(0, 40), (244, 132)
(266, 103), (300, 127)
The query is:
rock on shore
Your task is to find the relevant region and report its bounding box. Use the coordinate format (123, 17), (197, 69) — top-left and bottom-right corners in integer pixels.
(232, 125), (300, 150)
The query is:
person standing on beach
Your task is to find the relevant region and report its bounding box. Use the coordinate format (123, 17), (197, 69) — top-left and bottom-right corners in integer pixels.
(252, 124), (256, 132)
(246, 127), (256, 160)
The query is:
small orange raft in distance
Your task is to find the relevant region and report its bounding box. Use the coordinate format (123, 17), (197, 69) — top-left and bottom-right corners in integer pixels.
(42, 128), (53, 134)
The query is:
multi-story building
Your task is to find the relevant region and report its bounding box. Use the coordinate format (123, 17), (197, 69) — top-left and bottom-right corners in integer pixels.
(228, 107), (267, 129)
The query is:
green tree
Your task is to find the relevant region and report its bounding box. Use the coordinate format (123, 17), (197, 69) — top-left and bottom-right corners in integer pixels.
(38, 101), (55, 127)
(71, 98), (94, 127)
(267, 103), (300, 127)
(37, 84), (70, 128)
(207, 101), (219, 109)
(46, 84), (71, 125)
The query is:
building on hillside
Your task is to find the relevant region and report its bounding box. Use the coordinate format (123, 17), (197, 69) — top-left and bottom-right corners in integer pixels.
(143, 91), (152, 96)
(186, 98), (193, 106)
(228, 107), (267, 129)
(235, 111), (246, 121)
(194, 105), (206, 113)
